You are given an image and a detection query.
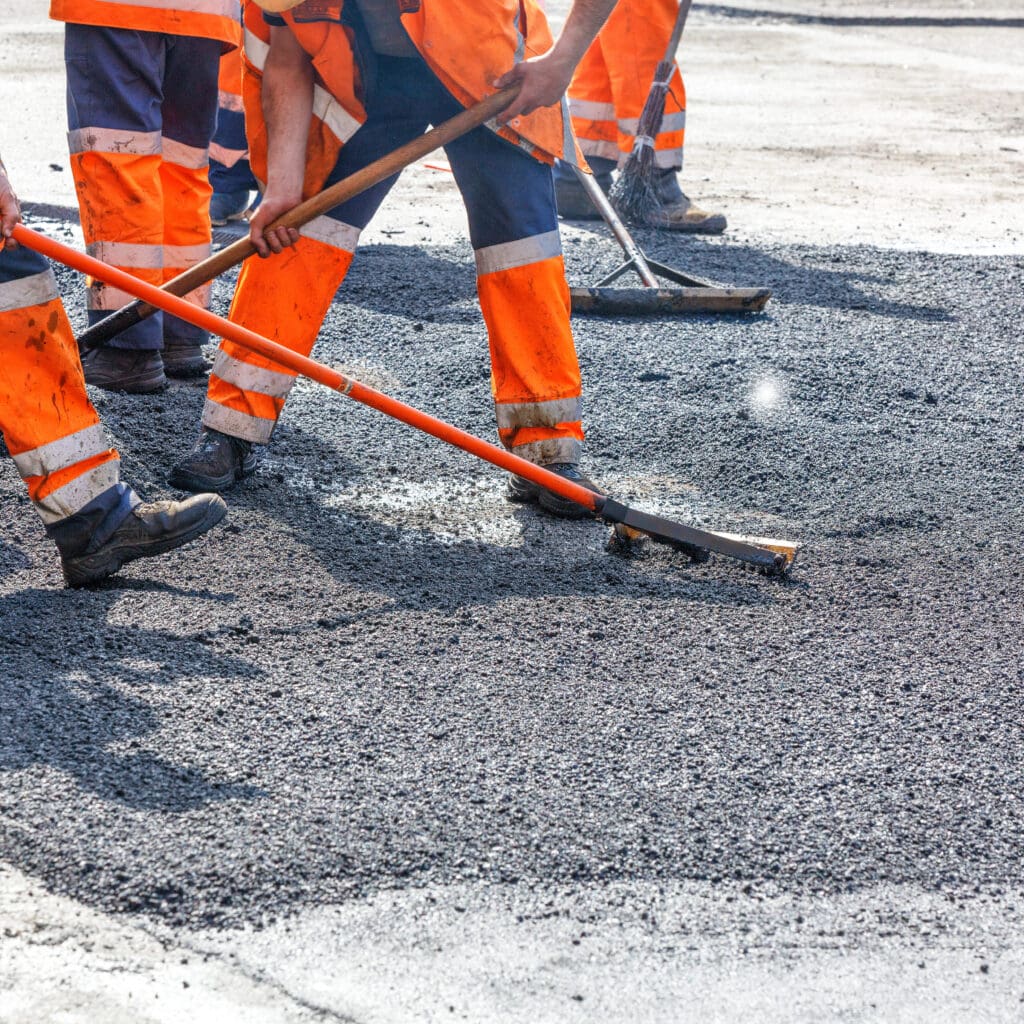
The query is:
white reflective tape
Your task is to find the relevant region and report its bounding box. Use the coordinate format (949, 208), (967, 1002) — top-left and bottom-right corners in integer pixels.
(617, 112), (686, 136)
(94, 0), (238, 15)
(202, 398), (276, 444)
(211, 351), (295, 399)
(244, 26), (269, 70)
(569, 99), (615, 122)
(33, 459), (121, 526)
(86, 284), (141, 311)
(12, 423), (110, 479)
(209, 142), (247, 168)
(162, 137), (209, 169)
(654, 149), (684, 170)
(313, 85), (362, 144)
(495, 397), (581, 432)
(218, 89), (245, 113)
(510, 437), (582, 466)
(577, 138), (621, 163)
(86, 241), (163, 270)
(0, 270), (58, 313)
(299, 216), (360, 252)
(68, 127), (161, 157)
(164, 242), (212, 267)
(475, 230), (562, 276)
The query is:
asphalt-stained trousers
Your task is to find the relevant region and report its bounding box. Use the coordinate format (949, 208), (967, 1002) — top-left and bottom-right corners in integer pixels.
(64, 23), (222, 349)
(204, 56), (584, 466)
(0, 243), (138, 552)
(568, 0), (687, 172)
(209, 45), (258, 195)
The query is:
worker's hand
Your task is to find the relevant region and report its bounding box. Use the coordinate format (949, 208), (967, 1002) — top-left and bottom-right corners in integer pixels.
(249, 189), (302, 258)
(0, 163), (22, 249)
(493, 51), (575, 126)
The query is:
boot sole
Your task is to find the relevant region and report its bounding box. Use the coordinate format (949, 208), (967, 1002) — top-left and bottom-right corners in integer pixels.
(164, 358), (209, 379)
(62, 498), (227, 587)
(506, 477), (596, 520)
(84, 372), (168, 394)
(168, 457), (256, 494)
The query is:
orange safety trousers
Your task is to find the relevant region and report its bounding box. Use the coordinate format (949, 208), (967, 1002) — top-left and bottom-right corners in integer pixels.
(0, 249), (134, 531)
(203, 54), (583, 465)
(569, 0), (687, 171)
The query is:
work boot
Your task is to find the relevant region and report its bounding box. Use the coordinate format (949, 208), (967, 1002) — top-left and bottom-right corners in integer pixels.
(169, 427), (256, 492)
(163, 338), (208, 379)
(554, 173), (613, 220)
(506, 462), (604, 520)
(209, 189), (252, 226)
(644, 194), (727, 234)
(80, 346), (166, 394)
(60, 493), (227, 587)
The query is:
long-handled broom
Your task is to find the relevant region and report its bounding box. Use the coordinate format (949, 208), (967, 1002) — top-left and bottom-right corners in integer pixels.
(609, 0), (694, 223)
(13, 224), (798, 576)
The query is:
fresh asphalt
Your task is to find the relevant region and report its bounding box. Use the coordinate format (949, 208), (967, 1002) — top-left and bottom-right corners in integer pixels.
(2, 220), (1023, 1006)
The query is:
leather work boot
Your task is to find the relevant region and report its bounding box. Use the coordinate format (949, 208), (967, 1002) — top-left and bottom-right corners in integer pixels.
(506, 462), (604, 520)
(61, 493), (227, 587)
(163, 339), (208, 379)
(209, 188), (252, 226)
(644, 194), (727, 234)
(554, 173), (613, 220)
(80, 346), (167, 393)
(169, 427), (257, 492)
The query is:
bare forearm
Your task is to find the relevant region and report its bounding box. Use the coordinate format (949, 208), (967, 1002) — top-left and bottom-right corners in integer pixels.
(551, 0), (619, 71)
(262, 31), (314, 199)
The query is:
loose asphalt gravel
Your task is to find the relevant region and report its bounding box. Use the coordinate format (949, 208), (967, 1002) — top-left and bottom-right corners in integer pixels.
(1, 224), (1022, 961)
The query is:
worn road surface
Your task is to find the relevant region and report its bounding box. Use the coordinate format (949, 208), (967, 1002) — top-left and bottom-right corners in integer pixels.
(2, 2), (1023, 1022)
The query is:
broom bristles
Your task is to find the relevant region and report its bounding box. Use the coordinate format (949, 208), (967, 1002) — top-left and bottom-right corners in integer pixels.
(609, 57), (676, 223)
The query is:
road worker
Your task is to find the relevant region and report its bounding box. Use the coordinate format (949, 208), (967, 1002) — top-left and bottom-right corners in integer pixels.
(49, 0), (242, 390)
(554, 0), (726, 233)
(210, 34), (262, 225)
(0, 159), (226, 586)
(170, 0), (617, 519)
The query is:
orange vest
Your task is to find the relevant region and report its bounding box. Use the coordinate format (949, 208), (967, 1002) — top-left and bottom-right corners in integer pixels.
(49, 0), (242, 49)
(242, 0), (580, 199)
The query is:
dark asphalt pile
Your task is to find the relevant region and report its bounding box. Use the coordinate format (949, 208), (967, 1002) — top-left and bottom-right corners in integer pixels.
(1, 225), (1022, 930)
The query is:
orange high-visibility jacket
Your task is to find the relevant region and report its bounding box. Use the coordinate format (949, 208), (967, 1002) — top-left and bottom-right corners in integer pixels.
(242, 0), (580, 199)
(49, 0), (242, 49)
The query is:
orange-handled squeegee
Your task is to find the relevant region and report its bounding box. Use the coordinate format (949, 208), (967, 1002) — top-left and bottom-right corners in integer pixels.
(14, 224), (797, 575)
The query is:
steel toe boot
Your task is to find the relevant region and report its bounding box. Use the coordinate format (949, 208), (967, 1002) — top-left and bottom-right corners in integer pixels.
(645, 194), (727, 234)
(169, 427), (256, 492)
(506, 462), (604, 519)
(80, 346), (166, 393)
(163, 339), (208, 379)
(60, 493), (226, 587)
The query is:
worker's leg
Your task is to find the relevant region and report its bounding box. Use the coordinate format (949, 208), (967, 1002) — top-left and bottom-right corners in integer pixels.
(64, 23), (167, 366)
(209, 46), (259, 223)
(172, 56), (432, 489)
(159, 32), (222, 376)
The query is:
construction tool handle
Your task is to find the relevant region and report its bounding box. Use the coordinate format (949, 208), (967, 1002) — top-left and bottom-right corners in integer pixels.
(16, 223), (603, 515)
(665, 0), (695, 63)
(75, 84), (519, 352)
(572, 165), (659, 288)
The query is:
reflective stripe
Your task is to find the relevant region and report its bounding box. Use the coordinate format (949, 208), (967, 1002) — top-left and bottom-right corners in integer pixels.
(12, 423), (110, 479)
(510, 437), (582, 466)
(244, 26), (269, 69)
(86, 241), (163, 270)
(512, 4), (525, 64)
(577, 138), (621, 163)
(654, 149), (683, 170)
(202, 398), (275, 444)
(0, 270), (58, 313)
(475, 230), (562, 276)
(81, 0), (238, 14)
(86, 284), (146, 311)
(33, 459), (121, 526)
(218, 89), (245, 113)
(569, 99), (615, 122)
(211, 351), (295, 399)
(162, 137), (209, 169)
(209, 142), (247, 168)
(300, 216), (361, 252)
(618, 112), (686, 136)
(560, 95), (577, 169)
(68, 127), (161, 156)
(495, 396), (581, 432)
(164, 242), (212, 265)
(312, 85), (362, 144)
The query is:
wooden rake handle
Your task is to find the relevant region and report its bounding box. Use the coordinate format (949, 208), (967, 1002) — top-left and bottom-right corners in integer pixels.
(76, 85), (519, 351)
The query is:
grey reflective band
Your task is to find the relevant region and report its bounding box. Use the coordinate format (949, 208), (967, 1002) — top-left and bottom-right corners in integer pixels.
(494, 396), (581, 432)
(12, 423), (110, 479)
(211, 351), (296, 400)
(0, 270), (58, 313)
(475, 230), (562, 276)
(509, 437), (582, 466)
(202, 399), (276, 444)
(32, 459), (121, 525)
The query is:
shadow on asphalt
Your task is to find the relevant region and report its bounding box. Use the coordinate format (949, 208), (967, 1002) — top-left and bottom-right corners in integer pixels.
(0, 587), (264, 813)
